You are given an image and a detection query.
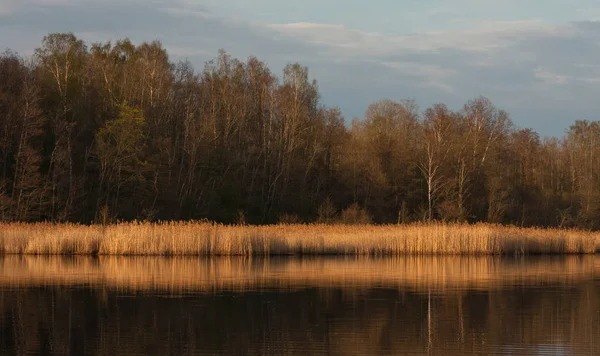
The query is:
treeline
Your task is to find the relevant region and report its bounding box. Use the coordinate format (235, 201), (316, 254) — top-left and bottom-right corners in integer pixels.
(0, 33), (598, 227)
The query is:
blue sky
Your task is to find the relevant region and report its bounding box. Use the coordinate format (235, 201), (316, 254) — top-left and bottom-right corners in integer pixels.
(2, 0), (600, 137)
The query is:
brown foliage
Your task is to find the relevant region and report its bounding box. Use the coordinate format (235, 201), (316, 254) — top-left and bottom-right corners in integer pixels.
(0, 33), (600, 229)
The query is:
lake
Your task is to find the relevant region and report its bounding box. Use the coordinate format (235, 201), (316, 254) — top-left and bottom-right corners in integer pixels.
(0, 256), (599, 355)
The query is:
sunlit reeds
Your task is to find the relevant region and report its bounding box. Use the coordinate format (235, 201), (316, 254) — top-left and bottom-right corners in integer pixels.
(0, 221), (598, 256)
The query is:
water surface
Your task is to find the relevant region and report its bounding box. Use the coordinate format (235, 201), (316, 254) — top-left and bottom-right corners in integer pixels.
(0, 256), (599, 355)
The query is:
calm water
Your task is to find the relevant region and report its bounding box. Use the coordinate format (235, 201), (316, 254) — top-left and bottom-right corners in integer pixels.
(0, 256), (599, 355)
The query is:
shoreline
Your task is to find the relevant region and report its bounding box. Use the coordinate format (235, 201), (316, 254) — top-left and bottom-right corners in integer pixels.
(0, 222), (598, 256)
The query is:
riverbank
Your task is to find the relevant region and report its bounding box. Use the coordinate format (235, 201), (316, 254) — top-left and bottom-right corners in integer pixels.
(0, 222), (598, 256)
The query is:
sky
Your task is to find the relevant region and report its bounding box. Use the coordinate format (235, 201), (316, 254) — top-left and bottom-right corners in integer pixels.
(2, 0), (600, 137)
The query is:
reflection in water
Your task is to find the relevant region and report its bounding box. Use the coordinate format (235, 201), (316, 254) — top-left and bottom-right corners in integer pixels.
(0, 256), (599, 355)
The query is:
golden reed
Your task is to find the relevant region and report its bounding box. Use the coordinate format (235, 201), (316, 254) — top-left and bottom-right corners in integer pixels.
(0, 221), (598, 255)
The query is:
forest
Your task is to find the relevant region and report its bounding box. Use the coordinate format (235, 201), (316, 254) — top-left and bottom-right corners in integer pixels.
(1, 33), (599, 228)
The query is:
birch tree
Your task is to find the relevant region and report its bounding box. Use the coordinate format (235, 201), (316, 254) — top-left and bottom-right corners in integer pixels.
(419, 104), (453, 221)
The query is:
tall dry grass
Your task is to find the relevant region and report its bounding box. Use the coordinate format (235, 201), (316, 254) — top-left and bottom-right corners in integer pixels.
(0, 221), (598, 256)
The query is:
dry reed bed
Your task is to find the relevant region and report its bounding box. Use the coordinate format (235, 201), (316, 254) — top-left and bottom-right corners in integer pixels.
(0, 222), (598, 256)
(1, 255), (598, 293)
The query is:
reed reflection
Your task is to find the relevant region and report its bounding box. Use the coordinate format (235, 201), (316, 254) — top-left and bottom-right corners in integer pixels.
(0, 256), (598, 355)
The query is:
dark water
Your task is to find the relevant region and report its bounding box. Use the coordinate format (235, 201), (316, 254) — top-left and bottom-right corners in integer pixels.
(0, 256), (599, 355)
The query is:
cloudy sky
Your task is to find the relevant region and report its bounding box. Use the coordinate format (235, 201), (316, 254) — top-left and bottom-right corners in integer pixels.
(2, 0), (600, 137)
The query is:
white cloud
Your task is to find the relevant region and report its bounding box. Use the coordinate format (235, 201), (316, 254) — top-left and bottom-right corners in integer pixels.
(268, 23), (368, 49)
(266, 20), (589, 105)
(268, 20), (575, 56)
(534, 68), (571, 85)
(375, 61), (458, 93)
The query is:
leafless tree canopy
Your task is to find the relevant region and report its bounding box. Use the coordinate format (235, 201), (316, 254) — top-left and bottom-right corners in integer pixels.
(0, 33), (595, 227)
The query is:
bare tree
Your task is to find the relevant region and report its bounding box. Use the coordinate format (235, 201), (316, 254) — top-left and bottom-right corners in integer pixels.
(35, 32), (87, 220)
(419, 104), (453, 221)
